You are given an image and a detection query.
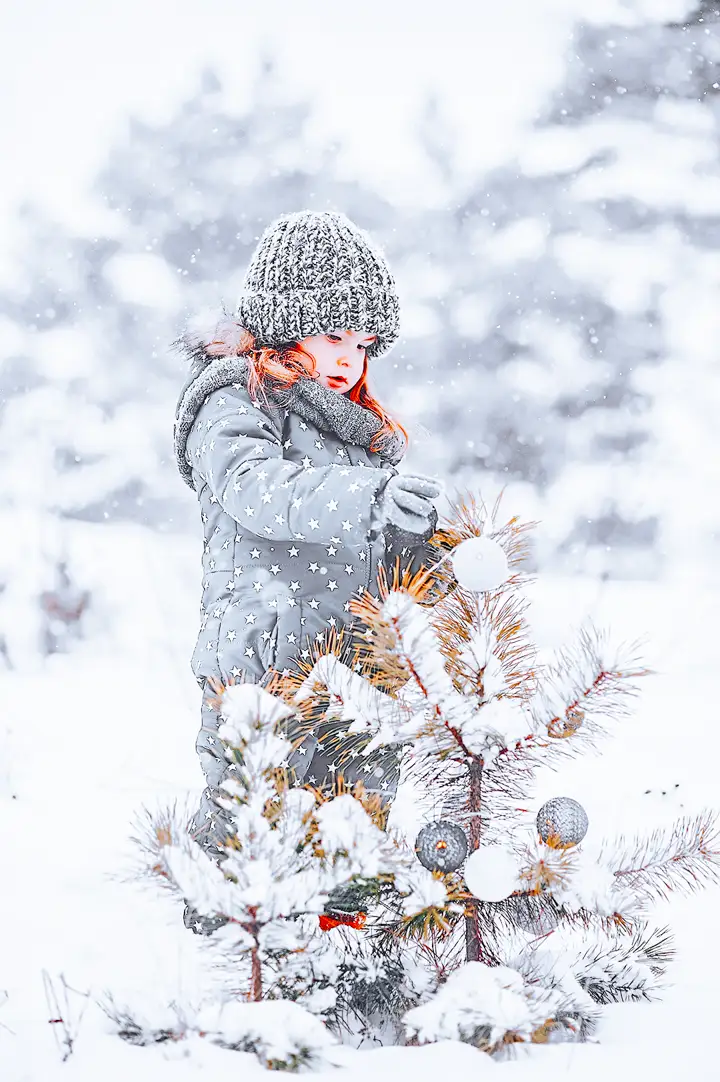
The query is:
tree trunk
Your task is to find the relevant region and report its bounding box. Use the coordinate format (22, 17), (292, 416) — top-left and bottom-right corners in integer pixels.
(250, 942), (262, 1001)
(465, 758), (484, 963)
(248, 908), (262, 1001)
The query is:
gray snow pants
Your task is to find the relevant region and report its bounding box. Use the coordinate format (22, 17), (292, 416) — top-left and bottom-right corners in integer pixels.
(188, 678), (401, 859)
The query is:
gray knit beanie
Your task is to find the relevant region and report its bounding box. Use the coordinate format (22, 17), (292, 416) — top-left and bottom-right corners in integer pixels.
(235, 210), (400, 360)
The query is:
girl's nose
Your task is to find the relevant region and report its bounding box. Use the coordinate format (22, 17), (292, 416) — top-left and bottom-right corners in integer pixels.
(337, 358), (350, 368)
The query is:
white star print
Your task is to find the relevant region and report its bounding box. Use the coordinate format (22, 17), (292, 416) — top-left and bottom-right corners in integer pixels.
(301, 456), (313, 469)
(226, 630), (236, 641)
(308, 599), (320, 609)
(326, 499), (339, 511)
(245, 613), (256, 624)
(244, 506), (255, 517)
(342, 521), (353, 531)
(344, 564), (354, 575)
(327, 544), (337, 556)
(308, 562), (320, 573)
(289, 581), (300, 592)
(270, 565), (281, 575)
(286, 632), (297, 644)
(326, 580), (338, 591)
(288, 546), (299, 557)
(250, 549), (260, 559)
(309, 519), (320, 530)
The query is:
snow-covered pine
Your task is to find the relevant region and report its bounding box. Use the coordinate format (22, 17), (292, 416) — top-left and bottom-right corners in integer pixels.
(100, 993), (342, 1071)
(137, 680), (445, 1013)
(270, 495), (720, 1052)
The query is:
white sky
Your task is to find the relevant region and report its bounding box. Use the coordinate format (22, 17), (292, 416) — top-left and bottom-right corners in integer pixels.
(0, 0), (599, 231)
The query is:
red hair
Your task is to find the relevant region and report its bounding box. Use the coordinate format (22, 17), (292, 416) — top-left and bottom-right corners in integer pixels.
(204, 319), (408, 455)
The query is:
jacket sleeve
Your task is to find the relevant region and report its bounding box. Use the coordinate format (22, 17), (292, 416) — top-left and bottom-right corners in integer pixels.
(186, 384), (394, 546)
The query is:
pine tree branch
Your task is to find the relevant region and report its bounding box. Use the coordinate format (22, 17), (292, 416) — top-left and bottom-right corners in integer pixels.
(530, 623), (651, 746)
(609, 810), (720, 904)
(574, 924), (675, 1005)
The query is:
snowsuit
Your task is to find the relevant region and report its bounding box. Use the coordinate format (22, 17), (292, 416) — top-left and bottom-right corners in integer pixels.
(174, 344), (437, 855)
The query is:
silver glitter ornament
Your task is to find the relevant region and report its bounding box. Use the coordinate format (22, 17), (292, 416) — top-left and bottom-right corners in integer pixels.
(536, 797), (589, 849)
(415, 820), (468, 873)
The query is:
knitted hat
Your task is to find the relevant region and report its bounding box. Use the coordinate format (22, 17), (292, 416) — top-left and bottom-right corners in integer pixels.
(235, 210), (400, 360)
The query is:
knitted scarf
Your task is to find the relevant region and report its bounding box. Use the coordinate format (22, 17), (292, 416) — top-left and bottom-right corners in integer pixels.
(173, 336), (406, 491)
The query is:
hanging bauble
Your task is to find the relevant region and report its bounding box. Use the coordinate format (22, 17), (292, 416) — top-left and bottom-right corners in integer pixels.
(464, 845), (521, 902)
(415, 820), (468, 873)
(450, 536), (509, 593)
(536, 797), (589, 849)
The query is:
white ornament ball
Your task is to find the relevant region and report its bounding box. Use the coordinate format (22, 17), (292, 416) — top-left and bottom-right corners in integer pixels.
(451, 536), (509, 593)
(464, 845), (521, 902)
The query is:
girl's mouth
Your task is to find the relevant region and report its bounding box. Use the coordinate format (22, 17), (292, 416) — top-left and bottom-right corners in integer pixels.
(327, 375), (347, 387)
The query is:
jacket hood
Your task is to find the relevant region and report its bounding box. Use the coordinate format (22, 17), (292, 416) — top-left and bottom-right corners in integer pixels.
(172, 315), (407, 490)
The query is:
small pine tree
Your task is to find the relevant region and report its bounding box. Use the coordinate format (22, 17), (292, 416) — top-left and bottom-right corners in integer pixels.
(136, 681), (443, 1011)
(132, 491), (720, 1058)
(271, 490), (720, 1051)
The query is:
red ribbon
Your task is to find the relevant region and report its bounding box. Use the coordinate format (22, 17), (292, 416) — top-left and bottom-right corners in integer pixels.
(318, 911), (367, 931)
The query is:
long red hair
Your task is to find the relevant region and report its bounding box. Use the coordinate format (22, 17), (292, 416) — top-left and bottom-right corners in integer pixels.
(204, 318), (408, 456)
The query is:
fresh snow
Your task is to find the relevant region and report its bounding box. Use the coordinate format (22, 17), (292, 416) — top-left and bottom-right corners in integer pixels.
(2, 523), (719, 1080)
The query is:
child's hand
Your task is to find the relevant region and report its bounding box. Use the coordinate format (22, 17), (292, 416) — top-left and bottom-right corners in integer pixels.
(372, 474), (442, 535)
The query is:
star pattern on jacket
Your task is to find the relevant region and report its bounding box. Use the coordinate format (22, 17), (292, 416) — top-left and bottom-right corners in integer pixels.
(185, 383), (429, 717)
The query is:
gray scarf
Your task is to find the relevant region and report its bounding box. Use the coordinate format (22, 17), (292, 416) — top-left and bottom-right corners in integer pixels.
(173, 342), (406, 491)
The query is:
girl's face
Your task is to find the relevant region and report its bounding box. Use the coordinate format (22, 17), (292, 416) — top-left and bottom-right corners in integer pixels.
(298, 329), (377, 393)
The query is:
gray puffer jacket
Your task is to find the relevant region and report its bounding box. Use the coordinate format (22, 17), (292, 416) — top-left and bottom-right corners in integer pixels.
(173, 338), (437, 853)
(174, 345), (438, 686)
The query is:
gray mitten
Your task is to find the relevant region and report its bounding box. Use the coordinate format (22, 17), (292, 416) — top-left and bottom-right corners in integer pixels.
(371, 473), (443, 536)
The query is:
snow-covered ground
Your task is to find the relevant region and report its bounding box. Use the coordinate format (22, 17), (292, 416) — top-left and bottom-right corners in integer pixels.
(2, 520), (718, 1080)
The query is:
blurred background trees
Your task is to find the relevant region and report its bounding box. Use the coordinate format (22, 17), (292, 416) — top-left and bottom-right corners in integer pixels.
(1, 0), (717, 666)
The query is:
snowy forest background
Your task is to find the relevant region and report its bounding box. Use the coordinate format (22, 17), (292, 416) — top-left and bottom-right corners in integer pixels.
(2, 0), (719, 1079)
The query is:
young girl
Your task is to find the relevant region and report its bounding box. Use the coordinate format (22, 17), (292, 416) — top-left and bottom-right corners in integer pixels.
(173, 210), (444, 929)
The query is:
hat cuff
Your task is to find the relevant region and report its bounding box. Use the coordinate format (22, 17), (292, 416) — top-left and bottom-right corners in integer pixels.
(236, 282), (400, 359)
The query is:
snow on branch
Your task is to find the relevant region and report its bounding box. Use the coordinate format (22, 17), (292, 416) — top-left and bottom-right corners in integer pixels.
(573, 923), (674, 1004)
(530, 623), (650, 746)
(517, 920), (673, 1011)
(403, 960), (567, 1052)
(294, 653), (403, 752)
(102, 994), (340, 1071)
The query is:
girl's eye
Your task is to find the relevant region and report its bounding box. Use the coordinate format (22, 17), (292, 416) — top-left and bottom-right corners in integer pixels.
(325, 334), (368, 351)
